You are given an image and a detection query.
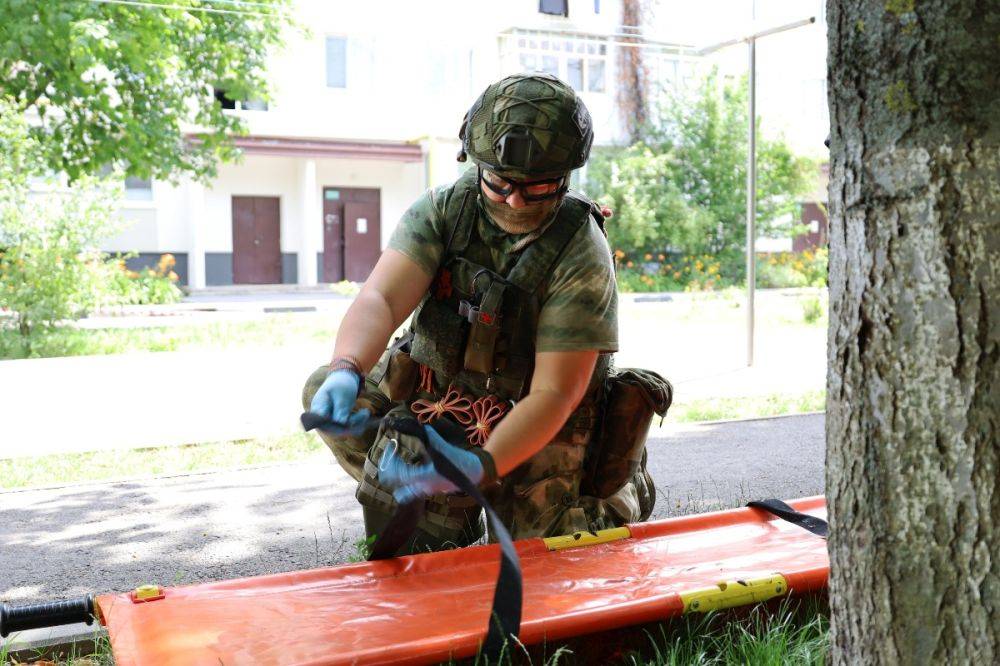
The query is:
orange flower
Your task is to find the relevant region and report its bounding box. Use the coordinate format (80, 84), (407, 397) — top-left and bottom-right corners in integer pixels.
(658, 254), (665, 261)
(673, 271), (681, 279)
(644, 253), (652, 261)
(614, 249), (626, 259)
(626, 261), (634, 268)
(168, 271), (179, 282)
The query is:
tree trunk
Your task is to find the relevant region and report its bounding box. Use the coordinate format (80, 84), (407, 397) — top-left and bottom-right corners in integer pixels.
(826, 1), (1000, 663)
(617, 0), (647, 143)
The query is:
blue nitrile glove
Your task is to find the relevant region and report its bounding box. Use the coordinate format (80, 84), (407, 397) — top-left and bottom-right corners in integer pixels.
(378, 425), (497, 505)
(309, 369), (369, 426)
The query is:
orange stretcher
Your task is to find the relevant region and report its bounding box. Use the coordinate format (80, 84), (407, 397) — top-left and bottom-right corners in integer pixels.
(93, 496), (828, 666)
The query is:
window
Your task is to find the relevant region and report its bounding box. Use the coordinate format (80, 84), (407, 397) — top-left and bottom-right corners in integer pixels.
(539, 0), (568, 17)
(326, 36), (347, 88)
(566, 57), (583, 90)
(594, 0), (600, 13)
(124, 176), (153, 201)
(510, 34), (608, 94)
(213, 88), (268, 111)
(586, 59), (605, 92)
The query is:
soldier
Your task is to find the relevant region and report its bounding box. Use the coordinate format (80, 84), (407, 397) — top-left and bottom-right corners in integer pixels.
(303, 73), (668, 553)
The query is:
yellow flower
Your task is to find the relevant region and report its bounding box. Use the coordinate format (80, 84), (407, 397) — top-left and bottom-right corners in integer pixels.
(673, 272), (681, 279)
(708, 264), (719, 274)
(644, 253), (653, 261)
(794, 261), (805, 271)
(168, 271), (179, 282)
(614, 249), (626, 259)
(658, 254), (665, 261)
(769, 257), (777, 265)
(695, 260), (704, 271)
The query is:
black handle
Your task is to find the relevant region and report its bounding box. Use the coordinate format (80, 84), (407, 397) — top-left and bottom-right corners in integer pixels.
(0, 595), (96, 637)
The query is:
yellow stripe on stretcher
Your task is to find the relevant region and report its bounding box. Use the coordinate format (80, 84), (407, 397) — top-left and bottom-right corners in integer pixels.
(680, 575), (788, 613)
(543, 526), (632, 551)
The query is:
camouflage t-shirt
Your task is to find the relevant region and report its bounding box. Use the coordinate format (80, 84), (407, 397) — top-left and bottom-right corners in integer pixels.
(388, 183), (618, 353)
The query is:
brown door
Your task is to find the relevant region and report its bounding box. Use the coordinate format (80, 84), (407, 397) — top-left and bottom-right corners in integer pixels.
(232, 196), (281, 284)
(322, 189), (345, 282)
(322, 187), (380, 282)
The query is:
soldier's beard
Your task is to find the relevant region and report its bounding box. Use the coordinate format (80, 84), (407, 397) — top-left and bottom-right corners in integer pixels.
(482, 195), (560, 235)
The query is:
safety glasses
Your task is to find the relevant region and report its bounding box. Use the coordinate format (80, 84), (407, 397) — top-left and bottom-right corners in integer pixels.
(478, 167), (567, 203)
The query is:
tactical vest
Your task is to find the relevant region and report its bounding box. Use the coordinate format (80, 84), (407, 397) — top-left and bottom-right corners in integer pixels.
(406, 168), (612, 429)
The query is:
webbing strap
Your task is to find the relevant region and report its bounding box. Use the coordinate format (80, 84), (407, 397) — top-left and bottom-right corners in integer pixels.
(301, 410), (522, 659)
(747, 499), (828, 538)
(378, 416), (522, 659)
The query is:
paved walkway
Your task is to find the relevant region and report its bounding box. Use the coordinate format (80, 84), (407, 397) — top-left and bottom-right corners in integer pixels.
(0, 291), (826, 459)
(0, 413), (824, 608)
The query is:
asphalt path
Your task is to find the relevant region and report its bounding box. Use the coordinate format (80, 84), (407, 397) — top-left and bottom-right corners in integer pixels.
(0, 413), (824, 606)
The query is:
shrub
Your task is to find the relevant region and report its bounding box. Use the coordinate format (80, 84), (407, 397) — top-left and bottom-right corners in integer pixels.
(107, 253), (183, 305)
(0, 97), (129, 354)
(801, 296), (824, 324)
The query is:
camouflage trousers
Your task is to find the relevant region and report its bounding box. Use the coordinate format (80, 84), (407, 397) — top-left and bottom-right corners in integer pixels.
(303, 364), (655, 543)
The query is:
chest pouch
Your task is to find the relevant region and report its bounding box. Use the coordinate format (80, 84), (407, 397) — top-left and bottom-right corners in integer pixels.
(460, 277), (507, 375)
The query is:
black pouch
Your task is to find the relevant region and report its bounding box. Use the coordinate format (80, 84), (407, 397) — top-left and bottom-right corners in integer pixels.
(584, 368), (673, 499)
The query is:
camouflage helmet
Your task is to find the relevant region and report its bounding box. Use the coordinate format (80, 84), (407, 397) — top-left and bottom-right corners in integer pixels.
(457, 73), (594, 180)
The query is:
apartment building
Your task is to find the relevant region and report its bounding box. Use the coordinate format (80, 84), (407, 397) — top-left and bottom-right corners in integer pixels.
(106, 0), (698, 288)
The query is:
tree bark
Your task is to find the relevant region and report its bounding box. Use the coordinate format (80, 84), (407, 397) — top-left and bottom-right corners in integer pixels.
(617, 0), (647, 143)
(827, 1), (1000, 663)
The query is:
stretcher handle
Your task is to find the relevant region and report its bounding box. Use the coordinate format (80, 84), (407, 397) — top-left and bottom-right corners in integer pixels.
(0, 595), (96, 637)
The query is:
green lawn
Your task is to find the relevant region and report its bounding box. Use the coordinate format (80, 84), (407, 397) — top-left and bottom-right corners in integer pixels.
(670, 390), (825, 423)
(1, 391), (824, 491)
(0, 312), (340, 359)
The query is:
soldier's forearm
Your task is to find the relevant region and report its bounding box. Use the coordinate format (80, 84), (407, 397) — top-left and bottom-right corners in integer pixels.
(332, 289), (396, 373)
(483, 388), (576, 477)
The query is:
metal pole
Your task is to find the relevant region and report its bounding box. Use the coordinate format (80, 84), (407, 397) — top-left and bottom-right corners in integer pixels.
(746, 37), (757, 367)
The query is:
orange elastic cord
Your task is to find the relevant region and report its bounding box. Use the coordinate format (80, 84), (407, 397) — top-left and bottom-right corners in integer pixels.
(466, 395), (508, 446)
(411, 384), (474, 425)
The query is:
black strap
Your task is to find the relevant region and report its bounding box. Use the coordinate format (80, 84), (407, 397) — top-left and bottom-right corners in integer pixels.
(300, 411), (522, 658)
(747, 499), (828, 538)
(381, 416), (521, 659)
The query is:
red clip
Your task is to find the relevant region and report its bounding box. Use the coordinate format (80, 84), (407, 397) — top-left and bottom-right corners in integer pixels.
(478, 312), (495, 326)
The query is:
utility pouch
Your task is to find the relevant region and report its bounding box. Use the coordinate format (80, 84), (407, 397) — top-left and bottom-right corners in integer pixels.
(410, 298), (467, 377)
(376, 335), (419, 402)
(584, 368), (673, 499)
(462, 280), (506, 375)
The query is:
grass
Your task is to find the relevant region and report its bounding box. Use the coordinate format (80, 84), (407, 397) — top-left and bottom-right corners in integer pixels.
(0, 390), (824, 491)
(669, 391), (826, 424)
(0, 431), (325, 491)
(625, 597), (829, 665)
(454, 596), (829, 665)
(0, 312), (340, 359)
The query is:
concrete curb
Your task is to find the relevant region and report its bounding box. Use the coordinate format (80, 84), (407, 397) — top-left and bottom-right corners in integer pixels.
(0, 622), (106, 663)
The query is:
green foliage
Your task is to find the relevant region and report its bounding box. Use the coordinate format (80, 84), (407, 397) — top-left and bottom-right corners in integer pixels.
(107, 253), (184, 305)
(586, 70), (817, 284)
(624, 597), (829, 665)
(0, 0), (293, 182)
(755, 248), (828, 289)
(801, 296), (824, 325)
(0, 99), (128, 354)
